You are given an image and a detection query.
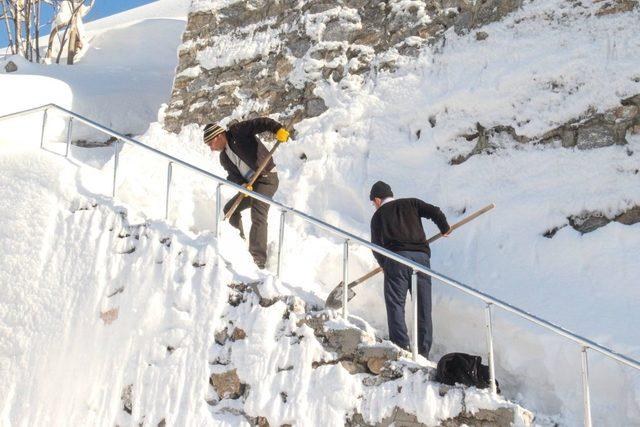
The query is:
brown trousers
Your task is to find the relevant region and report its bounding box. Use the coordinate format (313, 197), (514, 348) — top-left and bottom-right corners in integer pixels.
(223, 172), (279, 267)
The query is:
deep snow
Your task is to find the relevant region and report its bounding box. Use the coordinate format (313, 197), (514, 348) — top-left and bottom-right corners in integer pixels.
(0, 140), (533, 426)
(1, 0), (640, 425)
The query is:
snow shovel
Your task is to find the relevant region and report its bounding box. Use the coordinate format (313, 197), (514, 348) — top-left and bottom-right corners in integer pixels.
(224, 139), (283, 221)
(325, 203), (496, 310)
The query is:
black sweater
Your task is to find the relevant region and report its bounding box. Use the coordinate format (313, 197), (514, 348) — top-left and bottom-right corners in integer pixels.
(370, 198), (450, 266)
(220, 117), (282, 184)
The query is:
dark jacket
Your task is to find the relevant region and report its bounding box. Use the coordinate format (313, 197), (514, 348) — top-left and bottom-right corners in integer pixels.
(370, 198), (450, 266)
(220, 117), (282, 184)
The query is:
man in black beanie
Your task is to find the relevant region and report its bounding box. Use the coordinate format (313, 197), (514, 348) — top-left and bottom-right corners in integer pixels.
(369, 180), (451, 358)
(203, 118), (289, 269)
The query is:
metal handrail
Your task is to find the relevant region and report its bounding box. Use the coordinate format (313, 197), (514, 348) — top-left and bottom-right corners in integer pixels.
(2, 103), (639, 425)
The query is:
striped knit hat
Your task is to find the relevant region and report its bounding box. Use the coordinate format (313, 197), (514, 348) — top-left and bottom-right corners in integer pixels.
(203, 123), (226, 144)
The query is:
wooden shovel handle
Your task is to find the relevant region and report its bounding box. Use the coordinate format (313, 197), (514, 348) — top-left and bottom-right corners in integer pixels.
(348, 203), (496, 287)
(427, 203), (496, 244)
(224, 140), (282, 221)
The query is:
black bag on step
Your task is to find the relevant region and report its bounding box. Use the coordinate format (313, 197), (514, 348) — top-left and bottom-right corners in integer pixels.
(435, 352), (500, 393)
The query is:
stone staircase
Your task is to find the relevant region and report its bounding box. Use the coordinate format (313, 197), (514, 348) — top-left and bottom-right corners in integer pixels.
(74, 193), (534, 425)
(208, 281), (534, 426)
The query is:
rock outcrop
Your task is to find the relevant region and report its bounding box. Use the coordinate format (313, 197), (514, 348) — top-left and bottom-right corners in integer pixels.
(452, 94), (640, 165)
(4, 60), (18, 73)
(165, 0), (525, 133)
(544, 205), (640, 236)
(349, 406), (525, 427)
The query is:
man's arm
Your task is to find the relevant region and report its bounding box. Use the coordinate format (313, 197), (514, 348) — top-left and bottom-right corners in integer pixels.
(414, 199), (450, 234)
(219, 151), (245, 184)
(231, 117), (282, 137)
(370, 215), (386, 268)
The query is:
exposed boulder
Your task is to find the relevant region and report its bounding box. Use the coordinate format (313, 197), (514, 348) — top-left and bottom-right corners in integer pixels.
(348, 405), (532, 426)
(231, 327), (246, 341)
(596, 0), (638, 16)
(475, 31), (489, 41)
(215, 327), (228, 345)
(210, 369), (245, 400)
(4, 61), (18, 73)
(121, 384), (133, 415)
(615, 206), (640, 225)
(543, 205), (640, 236)
(100, 307), (119, 325)
(569, 212), (612, 234)
(325, 327), (375, 356)
(340, 360), (368, 374)
(442, 407), (526, 427)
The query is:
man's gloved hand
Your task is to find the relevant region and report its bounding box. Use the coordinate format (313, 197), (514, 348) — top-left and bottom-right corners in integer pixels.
(276, 128), (290, 142)
(243, 183), (253, 191)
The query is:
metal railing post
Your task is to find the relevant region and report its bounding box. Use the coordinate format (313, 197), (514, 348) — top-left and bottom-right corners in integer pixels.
(215, 183), (223, 238)
(65, 117), (73, 158)
(277, 210), (286, 278)
(411, 269), (418, 361)
(39, 109), (48, 148)
(342, 239), (349, 318)
(485, 303), (497, 394)
(581, 347), (593, 427)
(112, 139), (120, 198)
(165, 162), (173, 220)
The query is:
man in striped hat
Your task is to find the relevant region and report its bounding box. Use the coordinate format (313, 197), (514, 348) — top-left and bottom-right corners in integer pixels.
(203, 118), (289, 269)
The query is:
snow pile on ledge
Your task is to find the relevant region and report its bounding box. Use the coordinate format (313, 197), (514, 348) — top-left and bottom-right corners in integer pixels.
(0, 0), (191, 143)
(0, 70), (72, 144)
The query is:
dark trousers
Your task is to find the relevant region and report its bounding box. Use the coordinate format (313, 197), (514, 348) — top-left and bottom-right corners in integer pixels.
(382, 250), (432, 358)
(223, 172), (279, 267)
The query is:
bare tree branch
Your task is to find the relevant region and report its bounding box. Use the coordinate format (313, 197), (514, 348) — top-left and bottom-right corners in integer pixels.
(50, 0), (88, 64)
(2, 0), (91, 63)
(1, 0), (16, 55)
(25, 0), (32, 61)
(34, 0), (40, 61)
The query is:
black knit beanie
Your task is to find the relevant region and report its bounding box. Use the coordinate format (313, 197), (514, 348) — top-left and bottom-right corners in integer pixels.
(203, 123), (225, 143)
(369, 181), (393, 201)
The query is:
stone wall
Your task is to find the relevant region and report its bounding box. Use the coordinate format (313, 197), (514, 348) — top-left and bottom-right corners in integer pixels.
(164, 0), (524, 132)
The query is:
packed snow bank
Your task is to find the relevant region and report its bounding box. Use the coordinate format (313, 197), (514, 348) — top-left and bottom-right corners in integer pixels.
(0, 144), (243, 425)
(0, 73), (71, 144)
(0, 0), (190, 142)
(0, 143), (529, 426)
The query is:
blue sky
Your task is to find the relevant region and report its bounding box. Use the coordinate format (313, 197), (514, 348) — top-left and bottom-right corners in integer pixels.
(1, 0), (156, 49)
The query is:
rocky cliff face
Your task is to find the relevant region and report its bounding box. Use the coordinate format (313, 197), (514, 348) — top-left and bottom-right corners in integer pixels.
(164, 0), (524, 132)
